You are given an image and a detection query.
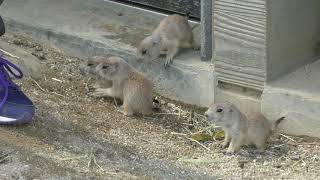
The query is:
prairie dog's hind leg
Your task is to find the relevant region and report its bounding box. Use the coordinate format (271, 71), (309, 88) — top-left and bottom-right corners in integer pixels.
(123, 102), (134, 116)
(226, 135), (243, 154)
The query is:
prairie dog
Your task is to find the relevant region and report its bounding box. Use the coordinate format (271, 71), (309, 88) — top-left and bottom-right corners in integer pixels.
(137, 14), (196, 67)
(204, 102), (285, 154)
(81, 56), (113, 89)
(94, 56), (153, 116)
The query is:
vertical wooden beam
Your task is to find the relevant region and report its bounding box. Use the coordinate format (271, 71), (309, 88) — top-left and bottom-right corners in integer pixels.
(200, 0), (212, 61)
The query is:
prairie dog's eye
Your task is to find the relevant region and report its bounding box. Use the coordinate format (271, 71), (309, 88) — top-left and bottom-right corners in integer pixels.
(102, 65), (109, 69)
(87, 63), (94, 66)
(216, 108), (223, 113)
(142, 50), (147, 55)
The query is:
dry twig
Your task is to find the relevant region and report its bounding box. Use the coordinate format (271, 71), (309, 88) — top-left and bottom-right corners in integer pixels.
(292, 153), (307, 167)
(186, 137), (210, 151)
(0, 48), (20, 59)
(93, 154), (105, 172)
(280, 133), (296, 142)
(30, 78), (46, 92)
(52, 77), (63, 83)
(60, 155), (87, 161)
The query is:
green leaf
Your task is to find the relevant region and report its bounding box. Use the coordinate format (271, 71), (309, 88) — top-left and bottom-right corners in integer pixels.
(191, 130), (225, 142)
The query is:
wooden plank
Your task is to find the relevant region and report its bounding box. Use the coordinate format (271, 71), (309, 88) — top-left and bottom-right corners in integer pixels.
(213, 0), (267, 90)
(218, 77), (264, 91)
(214, 33), (266, 67)
(215, 61), (266, 77)
(214, 1), (266, 19)
(214, 21), (265, 41)
(215, 11), (265, 33)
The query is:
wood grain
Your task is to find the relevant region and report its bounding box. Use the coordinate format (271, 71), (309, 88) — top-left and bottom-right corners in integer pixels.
(213, 0), (267, 90)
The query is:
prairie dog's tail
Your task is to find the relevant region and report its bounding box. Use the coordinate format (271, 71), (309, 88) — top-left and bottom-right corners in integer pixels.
(275, 117), (285, 127)
(271, 116), (285, 131)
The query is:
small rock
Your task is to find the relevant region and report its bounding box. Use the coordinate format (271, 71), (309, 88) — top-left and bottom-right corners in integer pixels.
(117, 12), (123, 16)
(34, 46), (43, 52)
(238, 161), (245, 169)
(274, 164), (282, 168)
(167, 103), (175, 108)
(291, 155), (300, 161)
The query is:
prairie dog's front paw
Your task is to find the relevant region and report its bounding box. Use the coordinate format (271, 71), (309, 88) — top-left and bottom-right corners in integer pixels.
(91, 83), (101, 89)
(164, 57), (173, 68)
(226, 146), (236, 155)
(88, 83), (101, 92)
(91, 88), (107, 97)
(220, 142), (229, 149)
(225, 149), (236, 156)
(117, 105), (124, 113)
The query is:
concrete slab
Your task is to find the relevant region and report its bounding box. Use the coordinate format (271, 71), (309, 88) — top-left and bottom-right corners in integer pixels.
(262, 59), (320, 138)
(0, 0), (214, 106)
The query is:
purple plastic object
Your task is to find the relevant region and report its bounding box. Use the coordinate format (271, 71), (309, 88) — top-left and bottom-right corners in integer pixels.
(0, 55), (35, 125)
(0, 0), (34, 125)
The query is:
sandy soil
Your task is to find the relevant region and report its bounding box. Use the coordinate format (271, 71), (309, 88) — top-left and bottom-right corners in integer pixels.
(0, 33), (320, 179)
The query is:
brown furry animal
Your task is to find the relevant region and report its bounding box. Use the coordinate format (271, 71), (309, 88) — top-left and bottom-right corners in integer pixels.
(94, 56), (153, 116)
(137, 14), (197, 67)
(205, 102), (285, 154)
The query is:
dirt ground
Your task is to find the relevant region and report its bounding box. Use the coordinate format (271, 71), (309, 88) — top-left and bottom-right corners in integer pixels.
(0, 33), (320, 179)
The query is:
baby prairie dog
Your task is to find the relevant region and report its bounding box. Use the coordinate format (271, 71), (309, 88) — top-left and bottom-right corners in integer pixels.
(205, 102), (285, 154)
(94, 56), (153, 116)
(137, 13), (197, 67)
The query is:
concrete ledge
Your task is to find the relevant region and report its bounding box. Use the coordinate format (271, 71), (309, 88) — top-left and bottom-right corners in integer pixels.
(1, 0), (214, 106)
(262, 87), (320, 138)
(262, 60), (320, 138)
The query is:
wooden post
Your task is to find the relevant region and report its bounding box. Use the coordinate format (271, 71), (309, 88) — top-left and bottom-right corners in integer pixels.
(200, 0), (212, 61)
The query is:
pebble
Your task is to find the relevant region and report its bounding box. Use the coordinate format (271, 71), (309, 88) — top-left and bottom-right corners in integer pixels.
(291, 155), (300, 161)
